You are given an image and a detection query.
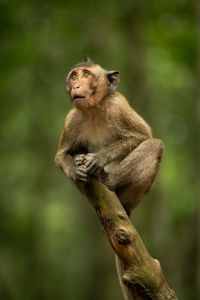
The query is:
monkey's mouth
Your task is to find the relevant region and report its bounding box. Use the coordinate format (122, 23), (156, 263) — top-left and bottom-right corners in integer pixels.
(73, 95), (86, 100)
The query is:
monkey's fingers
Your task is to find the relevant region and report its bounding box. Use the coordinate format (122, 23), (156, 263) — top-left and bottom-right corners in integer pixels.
(75, 154), (86, 166)
(85, 155), (95, 166)
(76, 170), (89, 182)
(75, 160), (84, 166)
(85, 153), (96, 162)
(76, 166), (88, 174)
(86, 161), (98, 174)
(77, 177), (89, 182)
(85, 153), (94, 157)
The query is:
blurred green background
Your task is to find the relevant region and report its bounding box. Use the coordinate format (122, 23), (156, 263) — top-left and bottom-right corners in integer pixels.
(0, 0), (199, 299)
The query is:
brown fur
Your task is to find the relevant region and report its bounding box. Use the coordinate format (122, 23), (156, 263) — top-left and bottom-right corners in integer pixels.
(55, 59), (164, 215)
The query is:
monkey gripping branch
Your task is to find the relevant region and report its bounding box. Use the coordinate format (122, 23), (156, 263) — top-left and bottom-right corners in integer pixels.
(55, 57), (178, 299)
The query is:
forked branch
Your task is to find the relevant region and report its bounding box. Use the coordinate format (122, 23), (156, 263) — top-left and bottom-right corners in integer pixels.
(84, 179), (178, 300)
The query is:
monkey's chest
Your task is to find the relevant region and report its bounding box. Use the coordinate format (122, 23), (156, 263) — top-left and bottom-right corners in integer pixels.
(77, 121), (115, 152)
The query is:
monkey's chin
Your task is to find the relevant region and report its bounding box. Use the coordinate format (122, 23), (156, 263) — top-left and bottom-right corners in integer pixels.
(73, 98), (89, 110)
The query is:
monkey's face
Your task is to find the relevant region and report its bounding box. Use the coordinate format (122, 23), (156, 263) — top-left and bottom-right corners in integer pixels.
(66, 66), (104, 110)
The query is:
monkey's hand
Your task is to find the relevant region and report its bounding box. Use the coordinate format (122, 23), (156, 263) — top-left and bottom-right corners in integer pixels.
(74, 154), (87, 166)
(85, 153), (103, 174)
(70, 164), (90, 183)
(68, 154), (90, 182)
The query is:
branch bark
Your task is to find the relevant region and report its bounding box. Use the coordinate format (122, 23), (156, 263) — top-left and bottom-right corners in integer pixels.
(83, 179), (178, 300)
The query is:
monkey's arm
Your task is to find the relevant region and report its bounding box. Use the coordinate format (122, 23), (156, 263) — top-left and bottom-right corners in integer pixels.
(55, 112), (89, 182)
(55, 137), (89, 182)
(85, 135), (146, 173)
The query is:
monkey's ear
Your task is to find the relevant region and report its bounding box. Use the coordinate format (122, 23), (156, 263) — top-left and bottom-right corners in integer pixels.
(107, 71), (119, 91)
(84, 56), (92, 63)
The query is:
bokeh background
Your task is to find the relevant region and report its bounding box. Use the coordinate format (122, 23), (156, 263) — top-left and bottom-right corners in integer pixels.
(0, 0), (199, 299)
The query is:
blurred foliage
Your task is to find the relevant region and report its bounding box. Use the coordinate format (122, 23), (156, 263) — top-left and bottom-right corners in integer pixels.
(0, 0), (199, 299)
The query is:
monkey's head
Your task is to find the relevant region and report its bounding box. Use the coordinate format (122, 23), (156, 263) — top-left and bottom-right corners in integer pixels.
(66, 56), (119, 110)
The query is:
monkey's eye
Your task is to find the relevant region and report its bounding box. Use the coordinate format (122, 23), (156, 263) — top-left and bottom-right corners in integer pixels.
(71, 72), (78, 80)
(83, 71), (90, 77)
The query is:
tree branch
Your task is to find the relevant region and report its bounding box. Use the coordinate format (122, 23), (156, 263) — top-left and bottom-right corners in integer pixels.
(83, 179), (178, 300)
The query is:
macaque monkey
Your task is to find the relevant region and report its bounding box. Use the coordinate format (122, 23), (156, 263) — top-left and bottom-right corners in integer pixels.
(55, 56), (164, 215)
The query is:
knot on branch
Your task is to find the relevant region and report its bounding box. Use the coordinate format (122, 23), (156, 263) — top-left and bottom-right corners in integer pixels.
(122, 273), (152, 299)
(122, 272), (133, 286)
(122, 271), (139, 286)
(115, 229), (131, 245)
(117, 213), (126, 221)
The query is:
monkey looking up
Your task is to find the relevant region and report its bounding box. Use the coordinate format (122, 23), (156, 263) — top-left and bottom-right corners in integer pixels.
(55, 56), (164, 215)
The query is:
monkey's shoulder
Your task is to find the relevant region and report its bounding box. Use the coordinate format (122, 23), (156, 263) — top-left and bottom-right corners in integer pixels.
(105, 92), (152, 137)
(104, 92), (138, 122)
(104, 92), (136, 118)
(64, 108), (81, 126)
(105, 91), (129, 108)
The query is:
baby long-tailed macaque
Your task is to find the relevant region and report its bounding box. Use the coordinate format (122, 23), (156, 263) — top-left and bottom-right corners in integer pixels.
(55, 56), (164, 215)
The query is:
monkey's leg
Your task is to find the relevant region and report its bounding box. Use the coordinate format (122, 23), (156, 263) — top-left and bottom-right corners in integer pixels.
(103, 138), (164, 213)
